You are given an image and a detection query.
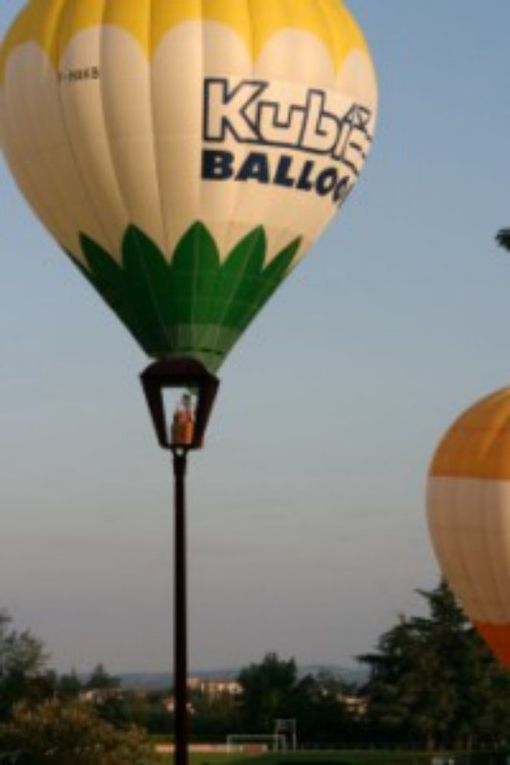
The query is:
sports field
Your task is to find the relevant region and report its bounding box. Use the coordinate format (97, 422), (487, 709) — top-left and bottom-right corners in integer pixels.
(152, 752), (466, 765)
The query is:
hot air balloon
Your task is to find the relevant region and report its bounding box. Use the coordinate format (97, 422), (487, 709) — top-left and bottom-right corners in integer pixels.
(1, 0), (377, 373)
(427, 388), (510, 668)
(1, 2), (378, 762)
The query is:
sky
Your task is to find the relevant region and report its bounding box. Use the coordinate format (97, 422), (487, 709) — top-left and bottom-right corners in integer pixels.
(1, 1), (510, 676)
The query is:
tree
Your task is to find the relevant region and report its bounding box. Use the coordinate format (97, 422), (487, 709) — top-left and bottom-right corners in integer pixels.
(237, 654), (350, 745)
(359, 581), (510, 750)
(191, 690), (241, 740)
(0, 699), (151, 765)
(289, 672), (350, 744)
(0, 611), (52, 720)
(86, 664), (120, 691)
(57, 670), (83, 699)
(238, 653), (297, 732)
(497, 229), (510, 251)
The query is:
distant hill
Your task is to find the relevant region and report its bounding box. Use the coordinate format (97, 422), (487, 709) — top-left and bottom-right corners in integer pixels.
(119, 665), (367, 691)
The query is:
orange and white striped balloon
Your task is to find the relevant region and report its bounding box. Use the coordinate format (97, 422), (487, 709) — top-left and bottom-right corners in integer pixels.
(427, 388), (510, 666)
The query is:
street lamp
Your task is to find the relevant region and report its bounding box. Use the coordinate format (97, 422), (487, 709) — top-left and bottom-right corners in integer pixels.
(141, 358), (219, 765)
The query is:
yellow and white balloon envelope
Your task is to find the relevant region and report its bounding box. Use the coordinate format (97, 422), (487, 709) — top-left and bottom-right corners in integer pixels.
(428, 389), (510, 667)
(1, 0), (377, 371)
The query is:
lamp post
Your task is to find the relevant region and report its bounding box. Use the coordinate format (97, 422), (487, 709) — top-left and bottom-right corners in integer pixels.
(140, 358), (220, 765)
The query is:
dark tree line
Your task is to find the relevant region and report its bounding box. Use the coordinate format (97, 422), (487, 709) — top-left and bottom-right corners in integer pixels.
(0, 611), (120, 721)
(235, 654), (355, 744)
(189, 583), (510, 750)
(2, 580), (510, 750)
(359, 583), (510, 750)
(0, 611), (52, 720)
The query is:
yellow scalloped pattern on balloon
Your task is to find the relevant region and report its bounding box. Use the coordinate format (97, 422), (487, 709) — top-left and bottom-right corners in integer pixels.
(1, 0), (370, 81)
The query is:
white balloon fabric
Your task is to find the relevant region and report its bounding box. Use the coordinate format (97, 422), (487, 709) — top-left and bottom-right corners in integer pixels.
(1, 0), (377, 371)
(428, 389), (510, 667)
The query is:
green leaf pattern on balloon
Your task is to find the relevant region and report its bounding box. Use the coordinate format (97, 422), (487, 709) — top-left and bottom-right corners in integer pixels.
(69, 222), (301, 371)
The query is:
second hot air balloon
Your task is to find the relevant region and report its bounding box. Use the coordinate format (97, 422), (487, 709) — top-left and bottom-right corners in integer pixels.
(427, 388), (510, 667)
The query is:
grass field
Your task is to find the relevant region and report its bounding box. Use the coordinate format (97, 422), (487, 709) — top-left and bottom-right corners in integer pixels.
(151, 752), (486, 765)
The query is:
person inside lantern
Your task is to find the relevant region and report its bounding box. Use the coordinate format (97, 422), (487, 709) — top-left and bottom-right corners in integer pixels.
(171, 393), (195, 446)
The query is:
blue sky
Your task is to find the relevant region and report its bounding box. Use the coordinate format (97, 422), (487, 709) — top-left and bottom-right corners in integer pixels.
(1, 0), (510, 674)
